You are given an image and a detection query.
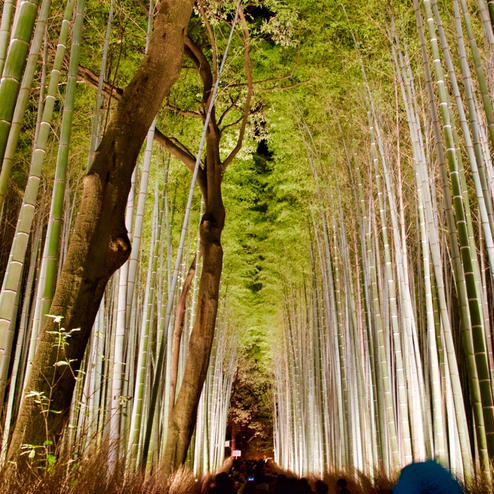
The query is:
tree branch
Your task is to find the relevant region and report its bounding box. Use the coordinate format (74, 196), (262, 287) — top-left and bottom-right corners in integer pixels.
(78, 64), (206, 190)
(154, 132), (195, 170)
(259, 79), (311, 93)
(164, 102), (203, 118)
(218, 93), (241, 127)
(221, 113), (245, 133)
(79, 65), (196, 157)
(77, 65), (123, 98)
(185, 35), (213, 105)
(228, 61), (299, 88)
(222, 7), (253, 170)
(197, 0), (218, 82)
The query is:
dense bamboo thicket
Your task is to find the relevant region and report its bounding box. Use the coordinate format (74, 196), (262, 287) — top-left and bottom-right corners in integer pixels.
(0, 0), (248, 474)
(271, 0), (494, 483)
(1, 0), (494, 488)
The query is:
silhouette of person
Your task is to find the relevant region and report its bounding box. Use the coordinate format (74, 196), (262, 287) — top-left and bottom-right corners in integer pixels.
(337, 477), (350, 494)
(210, 472), (235, 494)
(315, 479), (329, 494)
(393, 460), (463, 494)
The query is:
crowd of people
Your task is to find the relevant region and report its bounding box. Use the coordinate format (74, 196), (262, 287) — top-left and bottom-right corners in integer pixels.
(203, 458), (355, 494)
(201, 458), (464, 494)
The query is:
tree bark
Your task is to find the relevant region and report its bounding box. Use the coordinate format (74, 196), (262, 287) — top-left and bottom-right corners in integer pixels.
(163, 190), (225, 473)
(160, 14), (252, 472)
(8, 0), (194, 460)
(169, 255), (197, 413)
(161, 87), (227, 473)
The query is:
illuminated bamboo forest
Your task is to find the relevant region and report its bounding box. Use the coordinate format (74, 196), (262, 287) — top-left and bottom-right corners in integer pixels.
(0, 0), (494, 492)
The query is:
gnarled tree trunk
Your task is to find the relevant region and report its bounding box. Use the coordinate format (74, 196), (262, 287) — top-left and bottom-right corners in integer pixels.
(7, 0), (195, 460)
(163, 155), (226, 472)
(160, 15), (252, 472)
(169, 255), (197, 413)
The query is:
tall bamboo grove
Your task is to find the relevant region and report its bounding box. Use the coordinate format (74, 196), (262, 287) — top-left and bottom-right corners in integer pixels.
(273, 0), (494, 481)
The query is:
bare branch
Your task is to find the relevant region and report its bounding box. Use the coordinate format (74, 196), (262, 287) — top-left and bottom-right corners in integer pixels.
(155, 132), (196, 171)
(222, 7), (253, 170)
(185, 33), (222, 154)
(228, 61), (299, 88)
(197, 0), (218, 82)
(259, 79), (311, 93)
(78, 64), (204, 184)
(164, 103), (203, 118)
(77, 65), (123, 98)
(79, 65), (206, 118)
(217, 93), (241, 127)
(155, 130), (207, 196)
(185, 35), (213, 104)
(136, 0), (149, 15)
(220, 114), (245, 132)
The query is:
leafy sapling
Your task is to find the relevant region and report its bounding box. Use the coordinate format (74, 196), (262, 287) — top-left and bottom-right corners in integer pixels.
(20, 316), (80, 470)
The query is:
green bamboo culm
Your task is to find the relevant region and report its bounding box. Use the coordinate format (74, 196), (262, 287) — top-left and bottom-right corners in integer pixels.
(487, 0), (494, 33)
(458, 0), (494, 154)
(0, 0), (52, 221)
(0, 0), (16, 76)
(370, 114), (413, 466)
(434, 0), (494, 277)
(0, 0), (40, 166)
(413, 0), (475, 476)
(126, 178), (160, 471)
(457, 0), (494, 461)
(86, 0), (113, 168)
(38, 0), (86, 329)
(422, 0), (493, 473)
(0, 0), (76, 414)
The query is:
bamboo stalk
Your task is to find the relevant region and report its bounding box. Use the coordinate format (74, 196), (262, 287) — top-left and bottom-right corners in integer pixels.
(0, 0), (40, 165)
(0, 0), (16, 76)
(37, 0), (86, 340)
(0, 0), (51, 219)
(0, 0), (76, 413)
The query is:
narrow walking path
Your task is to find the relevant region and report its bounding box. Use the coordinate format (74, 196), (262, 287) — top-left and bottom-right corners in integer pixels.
(201, 458), (465, 494)
(203, 458), (352, 494)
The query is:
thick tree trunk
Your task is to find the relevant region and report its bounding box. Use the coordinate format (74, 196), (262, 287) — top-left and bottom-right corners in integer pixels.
(149, 11), (251, 472)
(8, 0), (194, 460)
(169, 255), (197, 413)
(163, 186), (225, 474)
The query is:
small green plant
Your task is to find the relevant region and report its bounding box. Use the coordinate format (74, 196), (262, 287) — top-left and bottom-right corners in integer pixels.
(20, 440), (56, 473)
(20, 315), (80, 473)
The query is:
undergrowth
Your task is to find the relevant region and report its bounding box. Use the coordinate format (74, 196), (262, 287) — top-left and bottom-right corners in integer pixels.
(0, 452), (492, 493)
(0, 448), (202, 494)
